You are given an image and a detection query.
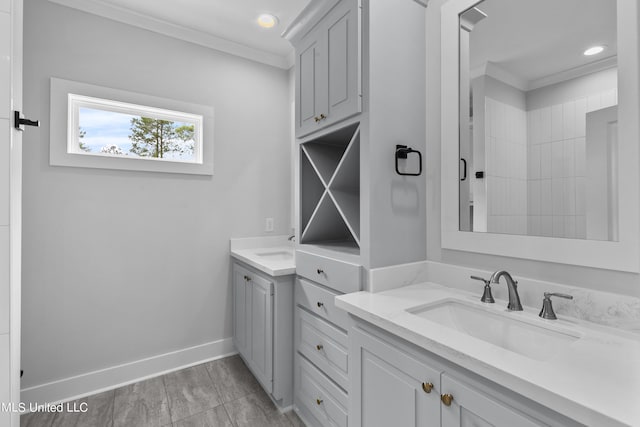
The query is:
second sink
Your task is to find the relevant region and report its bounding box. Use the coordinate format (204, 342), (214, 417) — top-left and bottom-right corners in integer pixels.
(407, 299), (581, 361)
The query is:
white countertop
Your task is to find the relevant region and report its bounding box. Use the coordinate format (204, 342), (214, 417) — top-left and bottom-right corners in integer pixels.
(230, 236), (295, 276)
(335, 283), (640, 427)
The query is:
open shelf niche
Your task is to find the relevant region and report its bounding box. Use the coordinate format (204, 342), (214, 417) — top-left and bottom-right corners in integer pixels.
(300, 122), (360, 253)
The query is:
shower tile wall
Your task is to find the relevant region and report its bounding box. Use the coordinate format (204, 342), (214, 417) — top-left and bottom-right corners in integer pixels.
(485, 97), (528, 235)
(526, 88), (618, 238)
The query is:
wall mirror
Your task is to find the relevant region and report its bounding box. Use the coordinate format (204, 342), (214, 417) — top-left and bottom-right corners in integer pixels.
(441, 0), (639, 271)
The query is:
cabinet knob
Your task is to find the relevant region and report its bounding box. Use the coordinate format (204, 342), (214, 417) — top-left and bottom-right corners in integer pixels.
(317, 301), (324, 308)
(421, 382), (434, 393)
(314, 116), (321, 123)
(246, 276), (251, 282)
(317, 268), (324, 275)
(316, 344), (324, 351)
(243, 275), (248, 281)
(441, 394), (454, 406)
(320, 113), (326, 120)
(316, 398), (323, 405)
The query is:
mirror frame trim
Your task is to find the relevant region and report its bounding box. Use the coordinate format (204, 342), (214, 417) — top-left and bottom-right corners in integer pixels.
(441, 0), (640, 272)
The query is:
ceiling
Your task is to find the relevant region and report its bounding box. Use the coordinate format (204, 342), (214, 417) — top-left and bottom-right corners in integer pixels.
(469, 0), (617, 90)
(48, 0), (312, 69)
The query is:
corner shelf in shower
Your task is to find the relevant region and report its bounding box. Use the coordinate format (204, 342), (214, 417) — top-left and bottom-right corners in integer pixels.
(300, 122), (360, 254)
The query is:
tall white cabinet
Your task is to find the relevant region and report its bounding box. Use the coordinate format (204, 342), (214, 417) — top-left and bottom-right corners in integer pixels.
(286, 0), (427, 425)
(0, 1), (22, 426)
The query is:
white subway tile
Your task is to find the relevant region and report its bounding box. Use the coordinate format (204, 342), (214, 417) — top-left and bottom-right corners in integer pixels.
(563, 139), (575, 178)
(528, 216), (541, 236)
(539, 106), (552, 143)
(528, 145), (541, 180)
(552, 178), (564, 216)
(530, 108), (541, 144)
(540, 143), (552, 179)
(553, 216), (565, 237)
(517, 216), (527, 235)
(574, 137), (586, 177)
(540, 179), (553, 215)
(528, 180), (541, 216)
(576, 215), (586, 239)
(551, 141), (564, 178)
(551, 104), (563, 141)
(575, 97), (587, 137)
(564, 177), (576, 215)
(564, 216), (577, 239)
(487, 176), (495, 216)
(541, 216), (553, 237)
(563, 101), (576, 139)
(575, 177), (586, 215)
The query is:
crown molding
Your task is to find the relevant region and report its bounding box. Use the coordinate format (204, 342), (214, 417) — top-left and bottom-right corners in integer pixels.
(48, 0), (292, 70)
(528, 55), (617, 91)
(281, 0), (340, 43)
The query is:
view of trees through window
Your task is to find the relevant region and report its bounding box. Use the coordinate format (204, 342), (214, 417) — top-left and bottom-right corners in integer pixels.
(78, 107), (196, 161)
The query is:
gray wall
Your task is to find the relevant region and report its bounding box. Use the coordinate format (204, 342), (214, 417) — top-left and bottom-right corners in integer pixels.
(22, 1), (291, 388)
(426, 0), (640, 298)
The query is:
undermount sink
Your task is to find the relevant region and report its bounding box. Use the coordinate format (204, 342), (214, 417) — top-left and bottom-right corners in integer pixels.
(407, 299), (581, 361)
(254, 250), (293, 261)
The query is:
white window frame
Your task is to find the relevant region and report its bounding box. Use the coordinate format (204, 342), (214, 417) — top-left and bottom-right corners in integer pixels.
(51, 77), (214, 175)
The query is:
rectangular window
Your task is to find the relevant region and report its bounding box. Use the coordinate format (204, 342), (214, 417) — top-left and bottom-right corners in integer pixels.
(69, 95), (203, 163)
(51, 78), (214, 175)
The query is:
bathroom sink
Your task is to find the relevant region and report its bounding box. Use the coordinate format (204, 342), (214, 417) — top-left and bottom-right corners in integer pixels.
(407, 300), (580, 361)
(254, 250), (293, 261)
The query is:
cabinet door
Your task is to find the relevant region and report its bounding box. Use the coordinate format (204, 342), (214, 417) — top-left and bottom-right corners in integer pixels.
(296, 33), (325, 137)
(249, 273), (273, 391)
(441, 374), (545, 427)
(323, 0), (361, 128)
(351, 328), (441, 427)
(232, 264), (249, 358)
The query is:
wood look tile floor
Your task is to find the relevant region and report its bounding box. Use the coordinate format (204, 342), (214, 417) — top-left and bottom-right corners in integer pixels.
(21, 355), (305, 427)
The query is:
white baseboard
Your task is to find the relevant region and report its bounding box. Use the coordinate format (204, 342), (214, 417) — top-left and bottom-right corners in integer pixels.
(21, 337), (236, 406)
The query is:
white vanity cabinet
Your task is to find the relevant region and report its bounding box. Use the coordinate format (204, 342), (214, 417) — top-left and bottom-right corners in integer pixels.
(350, 323), (582, 427)
(294, 0), (362, 137)
(350, 326), (441, 427)
(232, 260), (294, 408)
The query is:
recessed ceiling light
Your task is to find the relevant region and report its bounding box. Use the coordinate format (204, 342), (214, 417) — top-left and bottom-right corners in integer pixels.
(584, 45), (605, 56)
(257, 14), (278, 29)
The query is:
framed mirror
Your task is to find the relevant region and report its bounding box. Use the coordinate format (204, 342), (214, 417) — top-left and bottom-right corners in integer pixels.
(441, 0), (640, 271)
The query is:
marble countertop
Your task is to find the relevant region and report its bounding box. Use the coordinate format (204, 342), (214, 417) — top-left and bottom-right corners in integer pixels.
(230, 236), (295, 277)
(335, 283), (640, 427)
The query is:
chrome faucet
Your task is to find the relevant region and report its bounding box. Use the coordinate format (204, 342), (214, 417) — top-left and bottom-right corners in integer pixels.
(489, 270), (523, 311)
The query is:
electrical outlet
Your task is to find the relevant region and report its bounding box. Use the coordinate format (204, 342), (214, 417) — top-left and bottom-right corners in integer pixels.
(265, 218), (274, 232)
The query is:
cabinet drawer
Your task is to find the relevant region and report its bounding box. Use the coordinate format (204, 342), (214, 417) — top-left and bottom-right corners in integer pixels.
(296, 250), (361, 293)
(297, 308), (348, 390)
(298, 355), (348, 427)
(297, 278), (349, 330)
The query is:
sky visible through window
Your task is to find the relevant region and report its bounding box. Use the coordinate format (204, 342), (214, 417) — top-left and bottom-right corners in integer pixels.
(78, 107), (196, 161)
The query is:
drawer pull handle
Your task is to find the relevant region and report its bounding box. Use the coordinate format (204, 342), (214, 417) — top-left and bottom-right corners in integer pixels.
(316, 398), (323, 405)
(317, 268), (324, 275)
(316, 344), (323, 351)
(421, 382), (434, 393)
(317, 301), (324, 308)
(441, 394), (454, 406)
